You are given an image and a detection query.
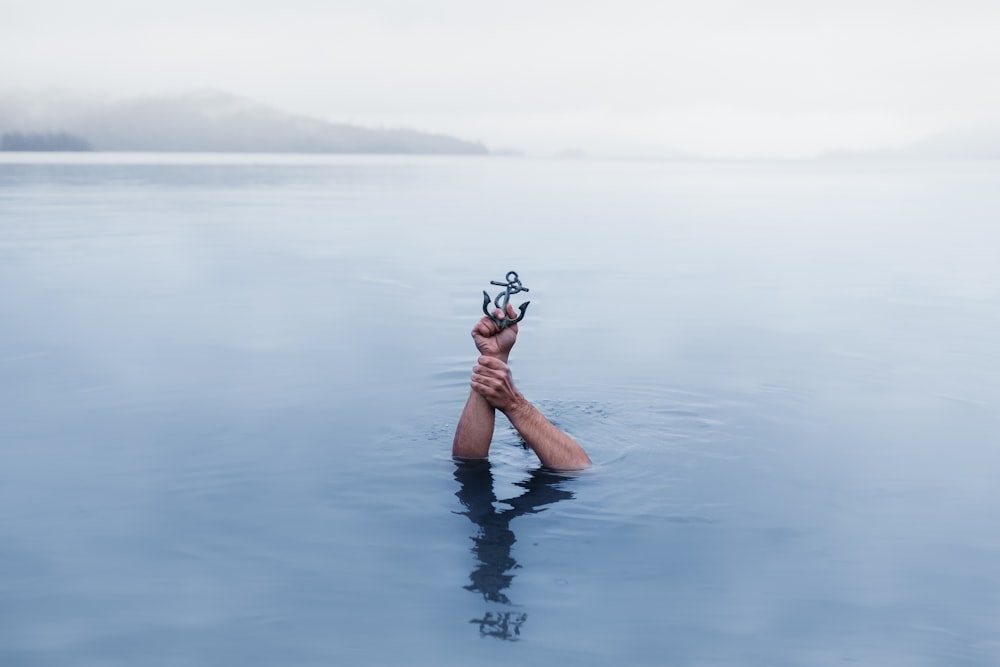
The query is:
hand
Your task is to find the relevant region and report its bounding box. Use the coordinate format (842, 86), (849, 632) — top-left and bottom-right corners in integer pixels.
(470, 355), (524, 413)
(471, 303), (519, 361)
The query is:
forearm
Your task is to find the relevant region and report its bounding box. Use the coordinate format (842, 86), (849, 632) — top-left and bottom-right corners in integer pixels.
(503, 397), (591, 471)
(452, 389), (496, 459)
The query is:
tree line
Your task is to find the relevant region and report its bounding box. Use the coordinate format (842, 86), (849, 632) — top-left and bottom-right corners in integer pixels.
(1, 131), (92, 151)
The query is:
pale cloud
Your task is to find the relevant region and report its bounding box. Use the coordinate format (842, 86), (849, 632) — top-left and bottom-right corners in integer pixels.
(2, 0), (999, 156)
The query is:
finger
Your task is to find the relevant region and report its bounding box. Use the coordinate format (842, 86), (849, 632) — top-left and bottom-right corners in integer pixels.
(504, 304), (520, 333)
(472, 317), (495, 336)
(470, 380), (489, 401)
(472, 367), (500, 385)
(470, 375), (496, 396)
(477, 355), (507, 369)
(473, 372), (498, 386)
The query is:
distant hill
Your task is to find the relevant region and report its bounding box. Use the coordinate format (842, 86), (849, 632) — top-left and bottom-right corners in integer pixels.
(1, 131), (91, 151)
(0, 90), (489, 155)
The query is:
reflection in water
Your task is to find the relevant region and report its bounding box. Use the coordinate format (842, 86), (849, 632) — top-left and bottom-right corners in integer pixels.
(469, 611), (528, 640)
(453, 460), (575, 640)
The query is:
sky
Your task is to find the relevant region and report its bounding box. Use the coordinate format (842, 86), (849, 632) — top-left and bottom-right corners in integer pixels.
(2, 0), (999, 157)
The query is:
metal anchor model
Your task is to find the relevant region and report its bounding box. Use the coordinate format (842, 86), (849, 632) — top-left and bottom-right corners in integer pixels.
(482, 270), (530, 329)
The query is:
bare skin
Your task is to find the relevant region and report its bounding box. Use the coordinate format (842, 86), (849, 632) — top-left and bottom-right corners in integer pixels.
(452, 305), (591, 471)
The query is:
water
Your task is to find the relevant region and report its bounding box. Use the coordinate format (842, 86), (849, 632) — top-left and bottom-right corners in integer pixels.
(1, 153), (998, 665)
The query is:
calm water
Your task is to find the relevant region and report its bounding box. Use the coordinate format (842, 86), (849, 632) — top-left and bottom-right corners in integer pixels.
(1, 154), (998, 665)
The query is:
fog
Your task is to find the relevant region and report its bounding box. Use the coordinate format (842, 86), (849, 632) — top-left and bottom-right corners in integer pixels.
(3, 0), (1000, 157)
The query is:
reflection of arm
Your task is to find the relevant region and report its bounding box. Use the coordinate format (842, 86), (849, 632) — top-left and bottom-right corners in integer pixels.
(505, 469), (575, 514)
(471, 355), (591, 471)
(453, 459), (498, 516)
(452, 390), (495, 459)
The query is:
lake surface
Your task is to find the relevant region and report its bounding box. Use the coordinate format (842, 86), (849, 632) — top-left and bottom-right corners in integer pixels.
(1, 153), (998, 665)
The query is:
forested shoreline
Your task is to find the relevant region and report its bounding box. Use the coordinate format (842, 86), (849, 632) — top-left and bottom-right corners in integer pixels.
(1, 131), (92, 151)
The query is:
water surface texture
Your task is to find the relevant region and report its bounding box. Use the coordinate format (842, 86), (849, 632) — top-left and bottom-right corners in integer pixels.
(1, 154), (998, 665)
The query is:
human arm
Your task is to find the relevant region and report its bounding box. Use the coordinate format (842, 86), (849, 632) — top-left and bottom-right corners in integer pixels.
(452, 389), (496, 459)
(452, 305), (519, 459)
(470, 355), (591, 471)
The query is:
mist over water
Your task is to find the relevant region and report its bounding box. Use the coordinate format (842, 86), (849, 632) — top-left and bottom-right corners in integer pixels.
(1, 154), (998, 665)
(4, 2), (1000, 157)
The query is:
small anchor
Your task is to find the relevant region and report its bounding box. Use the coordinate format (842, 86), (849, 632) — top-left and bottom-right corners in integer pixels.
(482, 271), (530, 329)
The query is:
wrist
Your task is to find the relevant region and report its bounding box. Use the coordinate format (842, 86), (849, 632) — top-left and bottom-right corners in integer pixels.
(501, 393), (529, 418)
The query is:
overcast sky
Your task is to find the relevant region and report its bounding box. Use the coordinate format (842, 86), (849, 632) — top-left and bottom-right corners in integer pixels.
(3, 0), (999, 157)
